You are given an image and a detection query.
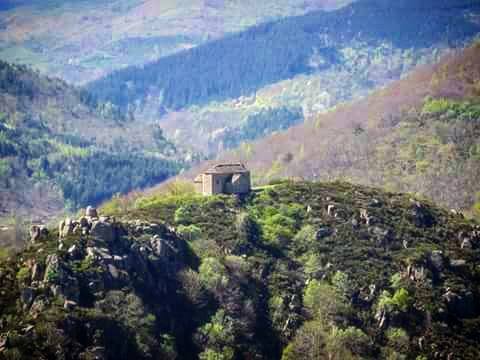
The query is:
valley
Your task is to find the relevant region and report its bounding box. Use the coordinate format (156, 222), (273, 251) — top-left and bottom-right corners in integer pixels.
(1, 2), (480, 358)
(86, 0), (480, 155)
(0, 61), (186, 225)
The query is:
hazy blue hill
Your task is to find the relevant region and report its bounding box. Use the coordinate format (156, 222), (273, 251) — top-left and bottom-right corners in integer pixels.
(0, 0), (353, 83)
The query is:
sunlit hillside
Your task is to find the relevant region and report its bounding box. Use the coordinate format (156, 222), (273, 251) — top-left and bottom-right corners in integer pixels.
(204, 42), (480, 212)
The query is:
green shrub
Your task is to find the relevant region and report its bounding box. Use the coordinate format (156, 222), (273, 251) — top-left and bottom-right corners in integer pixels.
(378, 288), (413, 312)
(256, 204), (305, 247)
(386, 327), (410, 351)
(302, 253), (322, 277)
(199, 257), (228, 291)
(235, 212), (260, 247)
(328, 326), (370, 356)
(293, 224), (317, 248)
(198, 310), (235, 360)
(16, 266), (30, 282)
(304, 280), (350, 323)
(332, 271), (353, 298)
(177, 224), (202, 241)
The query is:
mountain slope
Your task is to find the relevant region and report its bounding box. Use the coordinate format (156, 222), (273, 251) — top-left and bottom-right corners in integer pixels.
(0, 61), (183, 221)
(202, 41), (480, 212)
(88, 0), (480, 111)
(0, 0), (353, 83)
(85, 0), (480, 157)
(1, 181), (480, 359)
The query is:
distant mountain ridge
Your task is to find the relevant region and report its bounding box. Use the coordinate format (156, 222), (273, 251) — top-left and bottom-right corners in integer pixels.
(0, 0), (353, 83)
(87, 0), (480, 113)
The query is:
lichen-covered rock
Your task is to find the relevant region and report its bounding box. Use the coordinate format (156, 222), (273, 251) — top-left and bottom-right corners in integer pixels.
(443, 289), (477, 318)
(29, 225), (48, 243)
(31, 262), (44, 282)
(20, 287), (36, 309)
(410, 199), (435, 227)
(91, 220), (115, 243)
(59, 218), (75, 238)
(429, 250), (446, 273)
(460, 238), (472, 250)
(64, 300), (77, 310)
(315, 227), (333, 240)
(86, 206), (98, 218)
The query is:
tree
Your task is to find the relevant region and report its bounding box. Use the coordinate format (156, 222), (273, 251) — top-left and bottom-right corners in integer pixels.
(303, 280), (351, 324)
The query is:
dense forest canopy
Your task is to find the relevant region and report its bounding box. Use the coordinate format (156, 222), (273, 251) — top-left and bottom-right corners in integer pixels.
(0, 60), (183, 215)
(87, 0), (480, 112)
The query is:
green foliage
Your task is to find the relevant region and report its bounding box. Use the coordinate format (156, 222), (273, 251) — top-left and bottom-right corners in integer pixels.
(302, 253), (322, 277)
(235, 211), (260, 252)
(198, 310), (235, 360)
(163, 180), (196, 197)
(95, 291), (158, 356)
(45, 268), (59, 282)
(293, 224), (317, 248)
(254, 203), (305, 247)
(378, 288), (413, 312)
(0, 247), (10, 262)
(422, 98), (480, 120)
(281, 320), (330, 360)
(3, 181), (480, 360)
(55, 151), (180, 209)
(0, 60), (183, 213)
(199, 348), (234, 360)
(88, 3), (480, 113)
(177, 224), (202, 241)
(282, 321), (367, 360)
(221, 107), (303, 150)
(16, 266), (30, 282)
(331, 271), (353, 298)
(390, 272), (404, 290)
(386, 327), (410, 352)
(72, 256), (95, 273)
(199, 257), (228, 291)
(304, 279), (350, 323)
(178, 269), (207, 307)
(174, 206), (192, 225)
(159, 334), (178, 359)
(328, 326), (370, 356)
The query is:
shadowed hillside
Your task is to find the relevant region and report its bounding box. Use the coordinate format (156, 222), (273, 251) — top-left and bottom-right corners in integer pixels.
(0, 61), (183, 222)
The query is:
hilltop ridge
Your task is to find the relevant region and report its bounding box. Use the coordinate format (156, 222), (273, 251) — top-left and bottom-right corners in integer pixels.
(201, 41), (480, 213)
(1, 180), (479, 359)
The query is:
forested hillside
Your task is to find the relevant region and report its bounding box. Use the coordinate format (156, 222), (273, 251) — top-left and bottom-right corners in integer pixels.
(199, 42), (480, 215)
(1, 181), (480, 359)
(86, 0), (480, 155)
(0, 61), (183, 222)
(88, 0), (480, 111)
(0, 0), (352, 83)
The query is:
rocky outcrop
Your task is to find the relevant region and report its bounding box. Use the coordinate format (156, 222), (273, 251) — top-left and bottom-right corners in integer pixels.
(410, 199), (435, 228)
(29, 225), (48, 243)
(17, 206), (185, 318)
(443, 288), (477, 318)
